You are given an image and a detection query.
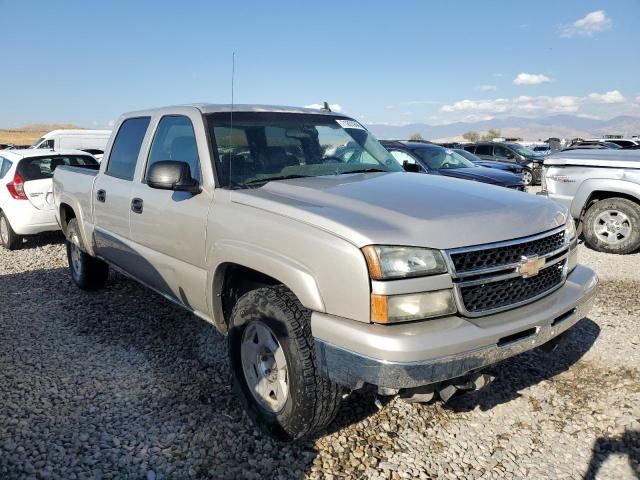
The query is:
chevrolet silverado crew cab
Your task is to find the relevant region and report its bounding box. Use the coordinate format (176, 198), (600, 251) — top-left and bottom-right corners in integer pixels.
(54, 105), (598, 440)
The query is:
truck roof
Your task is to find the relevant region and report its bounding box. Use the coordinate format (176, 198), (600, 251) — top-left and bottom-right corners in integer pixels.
(545, 149), (640, 169)
(122, 104), (344, 118)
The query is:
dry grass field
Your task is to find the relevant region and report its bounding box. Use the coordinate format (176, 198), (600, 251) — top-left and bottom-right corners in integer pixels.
(0, 124), (81, 146)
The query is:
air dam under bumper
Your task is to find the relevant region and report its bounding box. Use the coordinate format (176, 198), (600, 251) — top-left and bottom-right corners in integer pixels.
(313, 264), (598, 389)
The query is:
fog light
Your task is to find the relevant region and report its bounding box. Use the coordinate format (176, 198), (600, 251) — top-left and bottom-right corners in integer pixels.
(371, 290), (457, 324)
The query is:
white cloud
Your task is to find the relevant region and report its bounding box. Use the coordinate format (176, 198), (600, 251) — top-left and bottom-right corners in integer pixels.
(441, 95), (583, 115)
(561, 10), (612, 38)
(304, 103), (343, 112)
(513, 73), (552, 85)
(478, 85), (497, 92)
(587, 90), (625, 104)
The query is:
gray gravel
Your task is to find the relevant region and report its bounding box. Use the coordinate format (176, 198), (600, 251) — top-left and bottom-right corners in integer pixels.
(1, 233), (639, 480)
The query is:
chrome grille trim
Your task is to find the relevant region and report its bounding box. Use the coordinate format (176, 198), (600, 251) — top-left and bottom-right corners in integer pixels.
(444, 225), (571, 317)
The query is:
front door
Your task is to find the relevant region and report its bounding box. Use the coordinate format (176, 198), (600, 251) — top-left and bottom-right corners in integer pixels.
(128, 114), (210, 313)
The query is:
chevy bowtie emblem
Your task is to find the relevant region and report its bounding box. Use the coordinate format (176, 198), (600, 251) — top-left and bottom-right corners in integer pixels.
(517, 255), (545, 278)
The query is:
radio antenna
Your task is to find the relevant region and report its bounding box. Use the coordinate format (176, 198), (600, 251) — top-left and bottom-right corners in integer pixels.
(228, 52), (235, 187)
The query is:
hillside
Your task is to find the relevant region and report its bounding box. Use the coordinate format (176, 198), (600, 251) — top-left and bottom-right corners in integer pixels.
(367, 115), (640, 142)
(0, 124), (82, 146)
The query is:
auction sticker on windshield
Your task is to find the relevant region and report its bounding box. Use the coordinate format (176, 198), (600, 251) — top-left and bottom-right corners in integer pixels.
(336, 119), (365, 130)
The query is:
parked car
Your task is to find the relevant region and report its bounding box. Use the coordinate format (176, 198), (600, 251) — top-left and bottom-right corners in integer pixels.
(585, 138), (639, 148)
(30, 129), (112, 155)
(0, 149), (99, 249)
(54, 104), (597, 440)
(563, 140), (622, 151)
(463, 142), (544, 186)
(381, 141), (525, 191)
(454, 148), (525, 175)
(539, 149), (640, 254)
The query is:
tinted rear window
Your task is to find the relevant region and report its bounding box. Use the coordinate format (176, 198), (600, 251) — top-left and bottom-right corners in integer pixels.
(106, 117), (150, 180)
(17, 155), (98, 181)
(475, 145), (493, 155)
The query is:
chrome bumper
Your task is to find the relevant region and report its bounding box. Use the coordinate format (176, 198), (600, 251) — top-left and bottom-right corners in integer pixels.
(313, 265), (598, 389)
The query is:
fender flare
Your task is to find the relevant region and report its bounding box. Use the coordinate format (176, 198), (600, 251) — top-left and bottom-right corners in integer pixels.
(571, 178), (640, 219)
(207, 240), (325, 327)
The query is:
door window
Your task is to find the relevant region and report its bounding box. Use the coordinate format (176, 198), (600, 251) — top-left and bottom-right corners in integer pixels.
(106, 117), (150, 180)
(474, 145), (493, 155)
(390, 150), (417, 165)
(0, 157), (12, 178)
(494, 145), (514, 159)
(146, 116), (200, 181)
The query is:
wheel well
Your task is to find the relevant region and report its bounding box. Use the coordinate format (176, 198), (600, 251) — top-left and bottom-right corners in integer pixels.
(59, 203), (76, 234)
(583, 191), (640, 218)
(218, 264), (281, 330)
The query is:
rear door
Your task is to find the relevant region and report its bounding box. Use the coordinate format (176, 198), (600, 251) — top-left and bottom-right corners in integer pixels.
(93, 117), (151, 267)
(128, 113), (211, 311)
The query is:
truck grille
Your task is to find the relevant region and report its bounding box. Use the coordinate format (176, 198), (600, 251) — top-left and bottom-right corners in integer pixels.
(446, 227), (570, 317)
(450, 230), (566, 274)
(460, 261), (565, 313)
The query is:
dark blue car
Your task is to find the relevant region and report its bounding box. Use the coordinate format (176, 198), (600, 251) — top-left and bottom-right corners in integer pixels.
(455, 148), (525, 176)
(381, 141), (525, 191)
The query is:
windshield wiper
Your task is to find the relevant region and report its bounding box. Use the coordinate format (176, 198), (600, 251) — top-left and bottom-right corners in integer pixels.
(336, 167), (388, 175)
(243, 174), (311, 186)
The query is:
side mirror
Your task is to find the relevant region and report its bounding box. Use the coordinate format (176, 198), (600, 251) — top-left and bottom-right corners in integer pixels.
(403, 161), (422, 173)
(147, 161), (201, 194)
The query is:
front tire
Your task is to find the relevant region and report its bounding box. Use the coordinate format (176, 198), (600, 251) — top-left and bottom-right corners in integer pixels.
(228, 286), (342, 441)
(583, 197), (640, 254)
(65, 218), (109, 289)
(0, 211), (22, 250)
(521, 168), (533, 186)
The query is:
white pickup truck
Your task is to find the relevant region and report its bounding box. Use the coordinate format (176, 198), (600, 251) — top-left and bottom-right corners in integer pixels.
(53, 104), (598, 440)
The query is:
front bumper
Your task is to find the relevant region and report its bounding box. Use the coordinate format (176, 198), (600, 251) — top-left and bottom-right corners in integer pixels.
(313, 265), (598, 389)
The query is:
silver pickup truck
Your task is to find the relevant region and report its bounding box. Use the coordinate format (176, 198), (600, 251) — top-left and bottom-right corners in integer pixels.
(540, 149), (640, 254)
(53, 104), (598, 440)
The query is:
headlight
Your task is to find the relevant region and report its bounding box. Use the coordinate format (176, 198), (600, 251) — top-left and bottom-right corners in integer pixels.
(565, 217), (577, 243)
(362, 246), (447, 280)
(371, 290), (457, 323)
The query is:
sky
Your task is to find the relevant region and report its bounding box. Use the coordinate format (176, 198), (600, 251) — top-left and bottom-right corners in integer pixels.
(1, 0), (639, 128)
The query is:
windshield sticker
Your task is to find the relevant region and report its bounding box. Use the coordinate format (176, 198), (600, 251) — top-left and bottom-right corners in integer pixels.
(336, 119), (365, 130)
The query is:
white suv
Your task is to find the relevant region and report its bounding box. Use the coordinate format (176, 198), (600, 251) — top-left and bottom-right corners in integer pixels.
(0, 149), (99, 249)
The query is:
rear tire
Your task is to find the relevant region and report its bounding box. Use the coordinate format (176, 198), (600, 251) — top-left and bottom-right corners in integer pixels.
(65, 218), (109, 289)
(228, 285), (343, 441)
(583, 197), (640, 254)
(0, 211), (22, 250)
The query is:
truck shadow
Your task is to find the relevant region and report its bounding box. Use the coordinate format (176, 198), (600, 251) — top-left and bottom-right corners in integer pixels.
(583, 430), (639, 479)
(0, 264), (603, 479)
(445, 317), (600, 412)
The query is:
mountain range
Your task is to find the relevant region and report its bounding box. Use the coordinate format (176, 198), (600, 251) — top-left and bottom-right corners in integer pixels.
(366, 115), (640, 142)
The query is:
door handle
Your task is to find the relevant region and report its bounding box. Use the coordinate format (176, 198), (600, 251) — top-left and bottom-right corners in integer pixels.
(131, 197), (143, 214)
(96, 189), (106, 202)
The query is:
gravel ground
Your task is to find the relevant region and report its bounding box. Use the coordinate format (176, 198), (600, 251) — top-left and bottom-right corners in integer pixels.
(0, 233), (638, 480)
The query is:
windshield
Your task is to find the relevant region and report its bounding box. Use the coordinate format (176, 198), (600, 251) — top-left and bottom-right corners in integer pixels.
(454, 149), (481, 163)
(17, 155), (98, 181)
(413, 147), (475, 169)
(207, 112), (402, 187)
(508, 143), (537, 157)
(30, 137), (45, 148)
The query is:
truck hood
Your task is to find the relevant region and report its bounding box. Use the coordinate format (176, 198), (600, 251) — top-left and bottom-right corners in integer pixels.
(230, 172), (567, 249)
